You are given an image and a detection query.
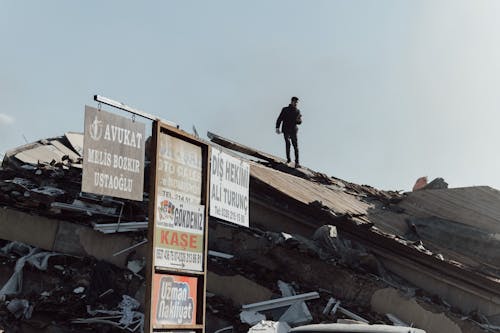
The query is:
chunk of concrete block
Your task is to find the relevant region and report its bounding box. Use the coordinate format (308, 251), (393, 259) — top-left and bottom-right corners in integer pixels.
(207, 272), (273, 306)
(371, 288), (460, 333)
(279, 302), (312, 326)
(240, 310), (266, 325)
(0, 207), (59, 251)
(58, 225), (143, 267)
(248, 321), (290, 333)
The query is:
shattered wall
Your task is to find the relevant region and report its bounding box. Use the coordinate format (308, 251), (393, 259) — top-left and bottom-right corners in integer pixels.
(0, 207), (146, 268)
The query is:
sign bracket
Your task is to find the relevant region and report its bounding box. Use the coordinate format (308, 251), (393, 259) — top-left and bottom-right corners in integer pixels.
(94, 94), (178, 127)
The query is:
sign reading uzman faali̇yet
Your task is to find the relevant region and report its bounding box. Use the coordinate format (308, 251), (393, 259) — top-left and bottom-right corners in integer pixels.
(154, 133), (205, 271)
(82, 105), (146, 201)
(210, 147), (250, 227)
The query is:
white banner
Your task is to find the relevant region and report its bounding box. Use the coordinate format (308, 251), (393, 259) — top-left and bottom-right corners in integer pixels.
(209, 147), (249, 227)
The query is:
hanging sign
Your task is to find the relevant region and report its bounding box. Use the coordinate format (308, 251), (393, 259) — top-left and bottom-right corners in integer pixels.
(146, 122), (209, 333)
(82, 106), (145, 201)
(153, 133), (204, 271)
(209, 147), (250, 227)
(151, 273), (197, 327)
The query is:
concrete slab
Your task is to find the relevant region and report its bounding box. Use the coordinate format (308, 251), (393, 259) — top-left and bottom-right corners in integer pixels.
(52, 222), (87, 255)
(0, 207), (146, 269)
(53, 221), (146, 267)
(0, 207), (59, 250)
(371, 288), (487, 333)
(207, 271), (273, 306)
(379, 256), (500, 322)
(78, 227), (144, 267)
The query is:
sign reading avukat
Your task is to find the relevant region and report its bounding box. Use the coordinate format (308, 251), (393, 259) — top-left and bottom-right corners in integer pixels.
(82, 105), (146, 201)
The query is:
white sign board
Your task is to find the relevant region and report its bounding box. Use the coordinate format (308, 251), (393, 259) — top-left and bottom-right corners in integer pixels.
(154, 195), (204, 271)
(154, 133), (204, 271)
(210, 147), (250, 227)
(156, 134), (202, 204)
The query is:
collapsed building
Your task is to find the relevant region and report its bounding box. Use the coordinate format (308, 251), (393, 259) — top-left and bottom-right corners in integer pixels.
(0, 131), (499, 333)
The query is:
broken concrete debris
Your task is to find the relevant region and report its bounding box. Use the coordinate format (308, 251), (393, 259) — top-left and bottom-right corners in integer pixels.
(72, 295), (144, 332)
(413, 177), (428, 191)
(0, 242), (64, 297)
(276, 281), (313, 326)
(386, 313), (409, 327)
(322, 297), (369, 324)
(1, 132), (500, 333)
(242, 292), (320, 313)
(248, 320), (291, 333)
(413, 177), (449, 192)
(0, 240), (146, 332)
(208, 220), (498, 332)
(73, 286), (85, 294)
(240, 289), (318, 327)
(6, 299), (32, 320)
(240, 311), (266, 326)
(289, 323), (426, 333)
(127, 258), (146, 279)
(1, 134), (148, 228)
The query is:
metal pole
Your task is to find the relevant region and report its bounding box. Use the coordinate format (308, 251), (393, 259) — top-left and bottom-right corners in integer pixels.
(94, 95), (177, 127)
(113, 239), (148, 257)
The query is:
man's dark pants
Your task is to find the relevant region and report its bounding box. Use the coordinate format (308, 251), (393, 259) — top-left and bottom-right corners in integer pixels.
(283, 131), (299, 164)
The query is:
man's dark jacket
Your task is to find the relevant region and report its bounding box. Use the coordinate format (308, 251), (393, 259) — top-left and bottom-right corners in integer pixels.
(276, 105), (302, 134)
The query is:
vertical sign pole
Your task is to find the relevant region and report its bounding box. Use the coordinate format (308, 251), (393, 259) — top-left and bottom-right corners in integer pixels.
(145, 122), (208, 333)
(200, 145), (211, 328)
(145, 120), (160, 333)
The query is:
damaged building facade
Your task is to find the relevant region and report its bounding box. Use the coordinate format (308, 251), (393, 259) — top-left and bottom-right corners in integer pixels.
(0, 130), (499, 333)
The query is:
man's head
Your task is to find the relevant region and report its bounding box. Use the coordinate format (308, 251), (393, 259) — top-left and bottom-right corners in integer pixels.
(291, 96), (299, 107)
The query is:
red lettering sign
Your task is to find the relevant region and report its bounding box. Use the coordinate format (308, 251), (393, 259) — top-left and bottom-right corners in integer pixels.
(160, 230), (197, 250)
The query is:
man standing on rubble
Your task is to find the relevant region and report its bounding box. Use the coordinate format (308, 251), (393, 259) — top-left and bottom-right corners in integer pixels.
(276, 96), (302, 168)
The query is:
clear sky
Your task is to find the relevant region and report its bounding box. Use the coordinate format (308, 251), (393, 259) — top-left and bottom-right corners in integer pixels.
(1, 1), (499, 191)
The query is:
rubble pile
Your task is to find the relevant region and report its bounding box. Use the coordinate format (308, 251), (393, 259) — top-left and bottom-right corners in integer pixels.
(0, 135), (147, 230)
(206, 222), (442, 331)
(1, 132), (499, 332)
(205, 218), (498, 332)
(0, 240), (145, 332)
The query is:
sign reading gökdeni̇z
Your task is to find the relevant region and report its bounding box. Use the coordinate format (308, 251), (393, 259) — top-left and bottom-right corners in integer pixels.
(82, 105), (146, 201)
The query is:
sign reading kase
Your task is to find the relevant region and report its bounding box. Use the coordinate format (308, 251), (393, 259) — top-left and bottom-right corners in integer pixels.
(82, 106), (145, 201)
(152, 273), (197, 327)
(154, 195), (204, 271)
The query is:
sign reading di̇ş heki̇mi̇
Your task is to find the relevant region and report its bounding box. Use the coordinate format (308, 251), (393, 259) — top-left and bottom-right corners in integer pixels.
(210, 147), (249, 227)
(153, 195), (204, 271)
(152, 273), (197, 327)
(82, 106), (145, 201)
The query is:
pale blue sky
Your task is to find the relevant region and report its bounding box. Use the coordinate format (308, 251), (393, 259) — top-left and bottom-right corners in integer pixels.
(1, 1), (499, 191)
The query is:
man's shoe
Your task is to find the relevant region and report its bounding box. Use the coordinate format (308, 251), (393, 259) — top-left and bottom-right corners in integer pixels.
(295, 162), (301, 168)
(286, 159), (291, 164)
